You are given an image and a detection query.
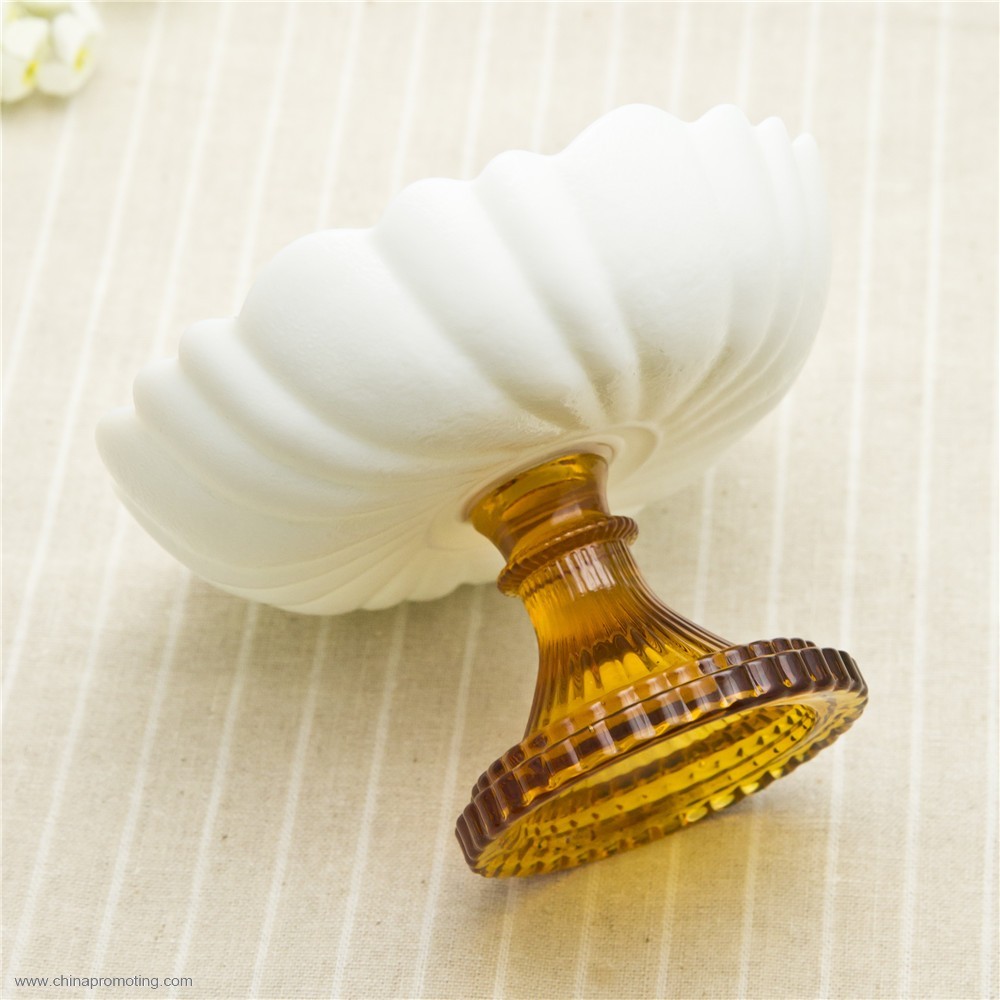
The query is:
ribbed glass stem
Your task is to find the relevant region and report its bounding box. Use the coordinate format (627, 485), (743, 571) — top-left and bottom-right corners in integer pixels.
(470, 453), (729, 735)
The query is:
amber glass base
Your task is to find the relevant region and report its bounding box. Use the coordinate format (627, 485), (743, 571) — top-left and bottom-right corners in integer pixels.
(455, 454), (867, 877)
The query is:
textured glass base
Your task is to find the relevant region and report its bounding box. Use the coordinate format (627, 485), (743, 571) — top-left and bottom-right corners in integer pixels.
(458, 638), (865, 877)
(455, 454), (867, 878)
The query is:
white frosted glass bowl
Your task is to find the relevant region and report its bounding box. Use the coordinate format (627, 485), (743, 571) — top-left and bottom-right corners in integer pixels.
(97, 103), (830, 615)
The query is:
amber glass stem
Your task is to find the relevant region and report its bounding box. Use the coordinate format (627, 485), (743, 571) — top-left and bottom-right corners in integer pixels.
(470, 453), (728, 734)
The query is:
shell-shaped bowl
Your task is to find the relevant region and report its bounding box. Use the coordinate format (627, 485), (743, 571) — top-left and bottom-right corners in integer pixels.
(97, 104), (830, 614)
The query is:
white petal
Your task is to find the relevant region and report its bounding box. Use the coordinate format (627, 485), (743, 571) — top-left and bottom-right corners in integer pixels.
(0, 15), (46, 100)
(2, 13), (48, 60)
(68, 0), (101, 33)
(36, 49), (91, 94)
(46, 13), (99, 84)
(48, 10), (85, 62)
(0, 52), (34, 100)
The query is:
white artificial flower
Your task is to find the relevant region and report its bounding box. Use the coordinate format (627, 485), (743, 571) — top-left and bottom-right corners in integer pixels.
(35, 1), (101, 97)
(0, 0), (101, 102)
(0, 10), (49, 102)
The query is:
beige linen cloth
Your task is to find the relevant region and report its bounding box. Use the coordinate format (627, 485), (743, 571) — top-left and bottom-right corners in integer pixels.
(3, 2), (997, 998)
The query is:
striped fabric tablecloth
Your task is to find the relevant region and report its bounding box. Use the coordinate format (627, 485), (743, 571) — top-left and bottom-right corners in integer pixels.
(4, 2), (996, 998)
